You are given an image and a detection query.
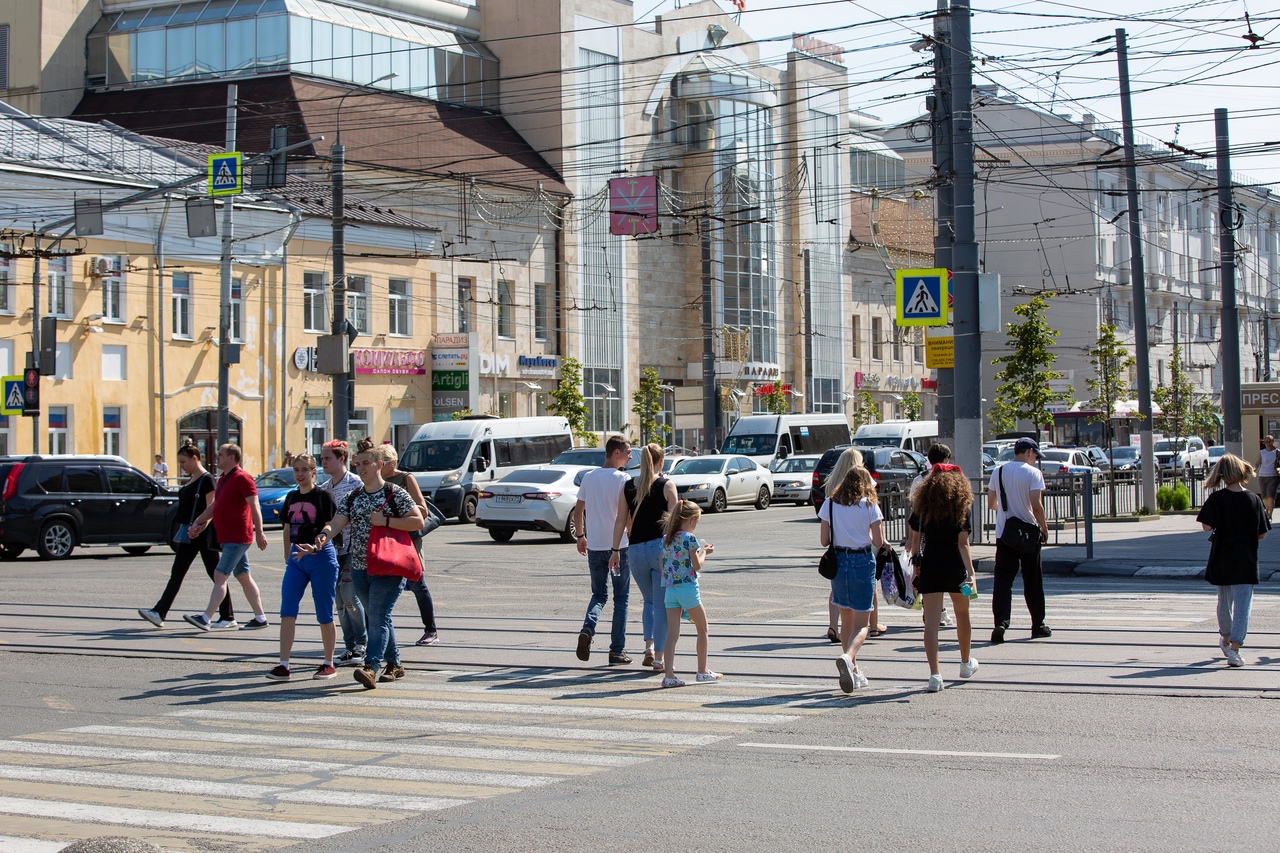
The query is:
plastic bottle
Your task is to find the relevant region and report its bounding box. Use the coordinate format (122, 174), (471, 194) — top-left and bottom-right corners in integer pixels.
(960, 582), (979, 601)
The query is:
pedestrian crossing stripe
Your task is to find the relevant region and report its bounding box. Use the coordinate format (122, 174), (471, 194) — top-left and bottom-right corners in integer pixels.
(207, 151), (243, 197)
(895, 267), (949, 326)
(1, 377), (22, 416)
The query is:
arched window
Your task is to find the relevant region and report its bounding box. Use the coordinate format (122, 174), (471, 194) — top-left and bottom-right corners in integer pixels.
(176, 409), (242, 473)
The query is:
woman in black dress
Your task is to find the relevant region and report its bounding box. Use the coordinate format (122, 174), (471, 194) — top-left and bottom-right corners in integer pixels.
(907, 465), (978, 692)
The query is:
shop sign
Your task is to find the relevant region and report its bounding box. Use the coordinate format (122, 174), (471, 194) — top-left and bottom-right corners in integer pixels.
(431, 333), (475, 420)
(293, 346), (318, 373)
(352, 348), (428, 375)
(518, 355), (558, 377)
(854, 372), (881, 390)
(884, 375), (921, 392)
(432, 371), (469, 392)
(479, 354), (510, 376)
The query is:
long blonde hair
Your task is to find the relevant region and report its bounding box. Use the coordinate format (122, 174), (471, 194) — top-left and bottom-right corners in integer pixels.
(826, 447), (862, 496)
(829, 448), (877, 506)
(661, 499), (702, 547)
(636, 443), (664, 505)
(1206, 452), (1254, 490)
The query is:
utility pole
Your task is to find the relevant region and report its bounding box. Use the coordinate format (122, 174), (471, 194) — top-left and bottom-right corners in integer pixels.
(932, 0), (955, 449)
(216, 84), (236, 449)
(950, 0), (981, 476)
(803, 248), (813, 414)
(701, 211), (717, 449)
(29, 234), (41, 454)
(1116, 29), (1156, 512)
(1264, 313), (1271, 381)
(1217, 108), (1242, 455)
(331, 133), (349, 441)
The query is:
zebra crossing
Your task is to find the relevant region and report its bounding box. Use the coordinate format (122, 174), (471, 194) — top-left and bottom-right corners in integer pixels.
(0, 670), (820, 852)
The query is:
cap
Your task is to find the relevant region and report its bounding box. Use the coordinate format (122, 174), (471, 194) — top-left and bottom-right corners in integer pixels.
(1014, 437), (1041, 456)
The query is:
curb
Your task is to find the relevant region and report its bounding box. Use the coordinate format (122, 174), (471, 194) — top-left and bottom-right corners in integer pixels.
(974, 558), (1280, 582)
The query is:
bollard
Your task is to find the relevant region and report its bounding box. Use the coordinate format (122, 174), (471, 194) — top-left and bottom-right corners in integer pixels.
(1083, 470), (1094, 559)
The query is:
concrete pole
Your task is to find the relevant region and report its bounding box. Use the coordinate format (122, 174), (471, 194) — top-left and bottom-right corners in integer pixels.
(701, 211), (717, 450)
(331, 140), (349, 441)
(216, 84), (236, 449)
(933, 0), (955, 449)
(1217, 108), (1242, 456)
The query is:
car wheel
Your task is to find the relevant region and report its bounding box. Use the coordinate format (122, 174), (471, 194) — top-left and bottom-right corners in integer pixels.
(709, 489), (727, 513)
(489, 527), (515, 543)
(0, 544), (24, 561)
(37, 519), (76, 560)
(459, 494), (478, 524)
(560, 514), (579, 543)
(123, 546), (152, 556)
(754, 486), (771, 510)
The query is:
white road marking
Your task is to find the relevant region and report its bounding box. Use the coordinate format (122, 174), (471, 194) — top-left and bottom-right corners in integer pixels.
(336, 764), (552, 788)
(739, 742), (1061, 760)
(0, 837), (69, 853)
(275, 790), (465, 811)
(0, 764), (285, 798)
(0, 740), (329, 773)
(0, 796), (350, 839)
(170, 709), (725, 747)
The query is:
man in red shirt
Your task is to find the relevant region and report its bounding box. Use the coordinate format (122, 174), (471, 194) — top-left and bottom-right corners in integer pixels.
(185, 444), (271, 631)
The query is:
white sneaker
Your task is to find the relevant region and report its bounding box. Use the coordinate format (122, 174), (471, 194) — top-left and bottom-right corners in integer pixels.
(1219, 637), (1231, 658)
(1226, 648), (1245, 668)
(835, 654), (855, 694)
(927, 674), (945, 692)
(959, 658), (979, 679)
(940, 609), (955, 627)
(210, 619), (239, 630)
(853, 668), (869, 689)
(137, 609), (163, 628)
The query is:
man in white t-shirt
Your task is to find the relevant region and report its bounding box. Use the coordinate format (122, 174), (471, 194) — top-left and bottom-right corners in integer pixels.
(573, 435), (637, 665)
(985, 437), (1051, 644)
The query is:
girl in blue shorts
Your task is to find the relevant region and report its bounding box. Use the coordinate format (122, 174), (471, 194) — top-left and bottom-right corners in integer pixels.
(266, 455), (340, 681)
(660, 500), (720, 687)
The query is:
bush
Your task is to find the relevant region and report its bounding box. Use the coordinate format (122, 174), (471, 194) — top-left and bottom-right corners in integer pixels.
(1170, 484), (1191, 512)
(1156, 485), (1174, 511)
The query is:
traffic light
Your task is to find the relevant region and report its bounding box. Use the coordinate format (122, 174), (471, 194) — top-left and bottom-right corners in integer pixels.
(22, 366), (39, 416)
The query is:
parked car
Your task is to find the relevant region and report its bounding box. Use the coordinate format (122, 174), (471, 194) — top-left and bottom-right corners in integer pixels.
(0, 455), (180, 560)
(475, 465), (595, 542)
(255, 467), (331, 525)
(552, 446), (643, 475)
(810, 445), (926, 513)
(1208, 445), (1226, 465)
(1081, 446), (1112, 472)
(667, 455), (772, 512)
(1153, 437), (1209, 473)
(982, 453), (996, 475)
(1038, 448), (1103, 478)
(1107, 445), (1141, 477)
(662, 454), (689, 474)
(771, 454), (821, 506)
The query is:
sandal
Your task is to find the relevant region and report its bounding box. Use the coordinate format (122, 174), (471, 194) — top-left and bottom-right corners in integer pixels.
(825, 628), (840, 644)
(868, 626), (888, 638)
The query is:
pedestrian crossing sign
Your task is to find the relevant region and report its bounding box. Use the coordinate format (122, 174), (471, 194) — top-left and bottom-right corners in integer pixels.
(208, 152), (243, 197)
(895, 268), (949, 327)
(1, 376), (22, 416)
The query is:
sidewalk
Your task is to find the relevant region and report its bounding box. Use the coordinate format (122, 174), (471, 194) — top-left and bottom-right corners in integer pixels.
(970, 512), (1280, 581)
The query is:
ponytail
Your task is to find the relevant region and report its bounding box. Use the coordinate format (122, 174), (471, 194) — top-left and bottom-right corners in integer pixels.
(636, 443), (664, 506)
(661, 499), (702, 548)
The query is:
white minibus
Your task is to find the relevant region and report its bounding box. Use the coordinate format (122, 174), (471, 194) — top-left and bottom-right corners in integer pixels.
(851, 420), (939, 454)
(721, 414), (852, 466)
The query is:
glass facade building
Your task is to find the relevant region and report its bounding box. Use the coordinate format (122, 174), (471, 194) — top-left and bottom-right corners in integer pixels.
(86, 0), (499, 109)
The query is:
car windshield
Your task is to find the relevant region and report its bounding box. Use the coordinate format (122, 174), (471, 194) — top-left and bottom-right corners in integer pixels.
(553, 449), (603, 467)
(1153, 440), (1183, 453)
(672, 458), (727, 475)
(499, 468), (565, 485)
(401, 439), (473, 472)
(774, 457), (817, 473)
(850, 436), (895, 449)
(1040, 450), (1071, 463)
(1209, 447), (1225, 457)
(721, 434), (776, 455)
(1111, 447), (1139, 459)
(255, 470), (296, 488)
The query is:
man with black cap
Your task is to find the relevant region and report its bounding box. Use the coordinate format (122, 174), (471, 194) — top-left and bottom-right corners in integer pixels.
(985, 437), (1051, 643)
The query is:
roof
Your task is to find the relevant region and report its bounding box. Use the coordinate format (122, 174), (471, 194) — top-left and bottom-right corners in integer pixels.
(73, 74), (568, 193)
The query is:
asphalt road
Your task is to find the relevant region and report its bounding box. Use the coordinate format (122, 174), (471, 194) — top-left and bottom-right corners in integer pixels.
(0, 503), (1275, 852)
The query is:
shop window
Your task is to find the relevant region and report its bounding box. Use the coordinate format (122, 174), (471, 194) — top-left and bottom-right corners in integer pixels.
(350, 408), (371, 446)
(304, 407), (327, 457)
(498, 392), (513, 418)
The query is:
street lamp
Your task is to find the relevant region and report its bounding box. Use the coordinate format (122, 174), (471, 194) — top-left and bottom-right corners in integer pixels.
(331, 72), (396, 440)
(521, 381), (542, 417)
(586, 382), (616, 433)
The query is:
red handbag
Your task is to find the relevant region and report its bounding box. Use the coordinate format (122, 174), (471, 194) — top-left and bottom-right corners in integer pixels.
(366, 488), (423, 582)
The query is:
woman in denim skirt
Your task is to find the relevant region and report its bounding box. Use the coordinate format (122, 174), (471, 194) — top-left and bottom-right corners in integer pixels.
(818, 448), (885, 693)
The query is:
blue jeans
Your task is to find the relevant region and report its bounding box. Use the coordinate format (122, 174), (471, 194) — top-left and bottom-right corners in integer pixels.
(336, 553), (366, 653)
(1216, 583), (1254, 646)
(214, 542), (252, 578)
(353, 567), (404, 668)
(582, 548), (630, 655)
(629, 538), (665, 653)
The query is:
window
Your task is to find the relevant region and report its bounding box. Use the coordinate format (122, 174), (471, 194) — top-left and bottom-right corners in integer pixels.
(458, 277), (474, 333)
(101, 257), (124, 322)
(303, 271), (327, 333)
(108, 467), (153, 494)
(892, 327), (903, 362)
(53, 343), (73, 380)
(47, 257), (70, 318)
(65, 466), (102, 493)
(102, 345), (126, 381)
(388, 278), (410, 337)
(230, 277), (244, 343)
(0, 415), (10, 456)
(851, 315), (861, 359)
(498, 392), (513, 418)
(349, 408), (371, 445)
(0, 25), (9, 91)
(0, 247), (12, 314)
(304, 407), (327, 456)
(497, 280), (514, 338)
(171, 272), (193, 338)
(346, 275), (370, 335)
(534, 283), (550, 341)
(913, 329), (924, 364)
(871, 317), (882, 360)
(102, 407), (122, 456)
(48, 406), (69, 454)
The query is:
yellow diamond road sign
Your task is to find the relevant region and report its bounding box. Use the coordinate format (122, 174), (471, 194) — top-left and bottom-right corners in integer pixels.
(208, 152), (243, 197)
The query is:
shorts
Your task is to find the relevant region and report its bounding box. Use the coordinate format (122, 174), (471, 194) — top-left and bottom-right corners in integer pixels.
(664, 582), (702, 611)
(280, 543), (340, 623)
(1260, 476), (1278, 500)
(831, 547), (875, 612)
(213, 542), (252, 578)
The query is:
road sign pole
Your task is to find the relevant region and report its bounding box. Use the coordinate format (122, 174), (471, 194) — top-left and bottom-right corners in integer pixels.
(30, 234), (40, 454)
(217, 84), (237, 450)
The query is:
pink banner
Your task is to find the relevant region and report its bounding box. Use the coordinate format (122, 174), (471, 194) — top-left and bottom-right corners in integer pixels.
(609, 175), (658, 235)
(353, 348), (428, 375)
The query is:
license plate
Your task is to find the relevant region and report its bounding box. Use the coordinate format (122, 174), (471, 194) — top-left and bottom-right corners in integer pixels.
(493, 495), (522, 504)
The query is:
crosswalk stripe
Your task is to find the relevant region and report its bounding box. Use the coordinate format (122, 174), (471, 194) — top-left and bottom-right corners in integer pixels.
(170, 708), (726, 746)
(0, 739), (330, 773)
(0, 836), (66, 853)
(335, 680), (820, 707)
(275, 790), (463, 812)
(0, 795), (351, 839)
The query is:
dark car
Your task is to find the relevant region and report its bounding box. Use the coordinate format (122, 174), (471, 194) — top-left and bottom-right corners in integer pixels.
(0, 455), (180, 560)
(810, 445), (926, 513)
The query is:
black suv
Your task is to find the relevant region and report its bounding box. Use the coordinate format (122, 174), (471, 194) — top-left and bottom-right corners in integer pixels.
(810, 445), (926, 513)
(0, 456), (179, 560)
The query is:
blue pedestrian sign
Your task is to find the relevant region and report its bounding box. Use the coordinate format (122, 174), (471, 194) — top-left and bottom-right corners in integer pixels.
(1, 376), (22, 416)
(895, 268), (949, 327)
(208, 152), (243, 197)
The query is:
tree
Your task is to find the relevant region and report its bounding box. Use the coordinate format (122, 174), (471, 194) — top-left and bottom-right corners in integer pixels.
(756, 383), (790, 415)
(1188, 397), (1220, 444)
(988, 294), (1070, 433)
(449, 408), (475, 421)
(1153, 344), (1195, 444)
(1086, 322), (1135, 444)
(900, 391), (922, 421)
(852, 390), (880, 427)
(631, 367), (671, 445)
(549, 356), (597, 447)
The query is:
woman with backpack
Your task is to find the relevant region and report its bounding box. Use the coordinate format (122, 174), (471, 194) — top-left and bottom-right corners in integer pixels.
(818, 448), (885, 693)
(906, 464), (978, 692)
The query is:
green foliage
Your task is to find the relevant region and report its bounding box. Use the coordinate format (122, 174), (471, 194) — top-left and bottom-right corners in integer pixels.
(1170, 484), (1190, 512)
(1188, 398), (1220, 444)
(756, 383), (790, 415)
(1156, 485), (1174, 512)
(1153, 345), (1196, 443)
(988, 294), (1071, 433)
(549, 357), (597, 447)
(852, 390), (880, 427)
(900, 391), (922, 421)
(449, 409), (474, 421)
(1086, 323), (1134, 426)
(631, 368), (670, 446)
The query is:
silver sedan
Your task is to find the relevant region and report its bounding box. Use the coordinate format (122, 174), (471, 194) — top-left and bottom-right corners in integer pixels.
(667, 455), (773, 513)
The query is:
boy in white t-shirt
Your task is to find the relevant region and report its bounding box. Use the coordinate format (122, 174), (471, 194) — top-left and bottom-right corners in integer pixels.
(572, 435), (637, 665)
(985, 437), (1051, 644)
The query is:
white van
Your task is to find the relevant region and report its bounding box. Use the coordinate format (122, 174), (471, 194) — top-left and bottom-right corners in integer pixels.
(399, 416), (573, 523)
(721, 414), (852, 466)
(851, 419), (939, 454)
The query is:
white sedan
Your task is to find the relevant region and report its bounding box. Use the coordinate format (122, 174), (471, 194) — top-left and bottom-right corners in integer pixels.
(667, 455), (773, 513)
(475, 465), (594, 543)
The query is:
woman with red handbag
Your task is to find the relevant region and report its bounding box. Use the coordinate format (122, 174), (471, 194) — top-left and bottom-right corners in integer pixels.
(301, 446), (423, 690)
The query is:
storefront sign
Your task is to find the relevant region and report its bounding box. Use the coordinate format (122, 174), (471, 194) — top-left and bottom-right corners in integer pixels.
(292, 346), (318, 373)
(854, 372), (880, 390)
(884, 375), (921, 392)
(431, 333), (476, 421)
(793, 34), (846, 65)
(352, 348), (427, 375)
(479, 354), (510, 376)
(518, 355), (558, 377)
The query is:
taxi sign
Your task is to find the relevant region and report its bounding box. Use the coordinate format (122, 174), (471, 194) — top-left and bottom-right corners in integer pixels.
(1, 376), (22, 416)
(209, 152), (243, 196)
(895, 268), (948, 326)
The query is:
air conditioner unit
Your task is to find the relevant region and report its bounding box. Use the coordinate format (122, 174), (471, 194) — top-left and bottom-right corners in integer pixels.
(86, 256), (113, 277)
